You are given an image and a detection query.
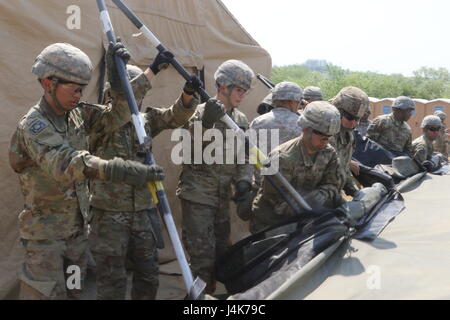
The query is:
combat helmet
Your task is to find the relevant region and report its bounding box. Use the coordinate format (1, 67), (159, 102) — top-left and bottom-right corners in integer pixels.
(262, 93), (273, 106)
(104, 64), (143, 92)
(32, 43), (92, 85)
(271, 81), (303, 102)
(297, 101), (341, 136)
(433, 110), (447, 121)
(421, 115), (442, 128)
(214, 60), (254, 90)
(303, 86), (323, 101)
(392, 96), (416, 110)
(329, 86), (369, 119)
(257, 93), (274, 115)
(103, 64), (144, 105)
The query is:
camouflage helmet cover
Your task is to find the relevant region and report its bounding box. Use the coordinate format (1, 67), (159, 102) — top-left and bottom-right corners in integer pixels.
(262, 93), (273, 106)
(126, 64), (143, 80)
(364, 104), (372, 117)
(31, 43), (93, 85)
(297, 101), (341, 135)
(433, 110), (447, 121)
(303, 86), (323, 101)
(329, 86), (369, 118)
(421, 115), (442, 128)
(392, 96), (416, 110)
(271, 81), (303, 102)
(214, 59), (254, 90)
(104, 64), (143, 92)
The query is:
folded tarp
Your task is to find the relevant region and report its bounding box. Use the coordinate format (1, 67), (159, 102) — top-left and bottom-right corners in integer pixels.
(268, 173), (450, 300)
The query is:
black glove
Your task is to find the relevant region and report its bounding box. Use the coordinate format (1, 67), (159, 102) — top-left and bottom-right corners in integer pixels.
(106, 39), (131, 91)
(202, 98), (226, 128)
(183, 74), (203, 95)
(422, 160), (435, 172)
(231, 181), (252, 202)
(103, 157), (165, 186)
(149, 50), (174, 75)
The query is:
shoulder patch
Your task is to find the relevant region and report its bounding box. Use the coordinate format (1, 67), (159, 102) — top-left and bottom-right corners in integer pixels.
(28, 119), (48, 135)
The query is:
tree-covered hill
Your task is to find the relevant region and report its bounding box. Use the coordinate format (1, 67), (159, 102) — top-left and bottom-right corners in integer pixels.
(270, 60), (450, 100)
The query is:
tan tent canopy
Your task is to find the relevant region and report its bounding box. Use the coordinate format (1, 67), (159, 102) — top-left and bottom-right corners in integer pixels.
(0, 0), (271, 299)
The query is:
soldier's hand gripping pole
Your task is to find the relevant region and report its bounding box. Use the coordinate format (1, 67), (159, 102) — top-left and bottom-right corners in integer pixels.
(96, 0), (206, 300)
(110, 0), (312, 213)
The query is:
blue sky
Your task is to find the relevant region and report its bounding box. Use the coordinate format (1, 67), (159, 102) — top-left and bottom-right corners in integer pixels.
(221, 0), (450, 76)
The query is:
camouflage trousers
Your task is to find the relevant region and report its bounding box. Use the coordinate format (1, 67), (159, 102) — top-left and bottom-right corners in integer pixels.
(19, 231), (88, 300)
(89, 207), (160, 300)
(181, 199), (231, 294)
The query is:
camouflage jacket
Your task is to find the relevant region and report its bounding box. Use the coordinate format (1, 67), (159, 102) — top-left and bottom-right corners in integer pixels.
(252, 136), (343, 219)
(89, 90), (198, 212)
(330, 129), (358, 193)
(250, 106), (301, 153)
(8, 75), (143, 240)
(367, 113), (413, 155)
(412, 135), (434, 163)
(176, 103), (253, 207)
(433, 125), (448, 158)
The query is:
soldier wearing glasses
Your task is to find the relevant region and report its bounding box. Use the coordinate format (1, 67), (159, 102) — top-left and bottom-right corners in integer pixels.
(412, 115), (443, 165)
(249, 101), (343, 233)
(8, 43), (166, 299)
(329, 87), (370, 196)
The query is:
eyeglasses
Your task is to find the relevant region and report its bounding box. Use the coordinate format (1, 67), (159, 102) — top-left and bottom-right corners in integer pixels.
(341, 110), (360, 122)
(312, 129), (333, 138)
(229, 85), (249, 97)
(426, 126), (441, 132)
(51, 77), (85, 94)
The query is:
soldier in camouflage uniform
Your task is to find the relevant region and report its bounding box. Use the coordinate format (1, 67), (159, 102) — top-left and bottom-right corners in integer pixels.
(367, 96), (415, 156)
(88, 57), (202, 300)
(250, 82), (303, 153)
(432, 110), (448, 158)
(411, 115), (442, 164)
(329, 87), (369, 196)
(8, 43), (166, 300)
(249, 82), (303, 194)
(250, 101), (343, 233)
(176, 60), (255, 293)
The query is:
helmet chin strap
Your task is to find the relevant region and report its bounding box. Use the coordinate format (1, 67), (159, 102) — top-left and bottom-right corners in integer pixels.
(49, 78), (67, 114)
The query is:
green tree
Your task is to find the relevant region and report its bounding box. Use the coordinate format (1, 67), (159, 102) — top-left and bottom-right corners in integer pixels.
(267, 63), (450, 100)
